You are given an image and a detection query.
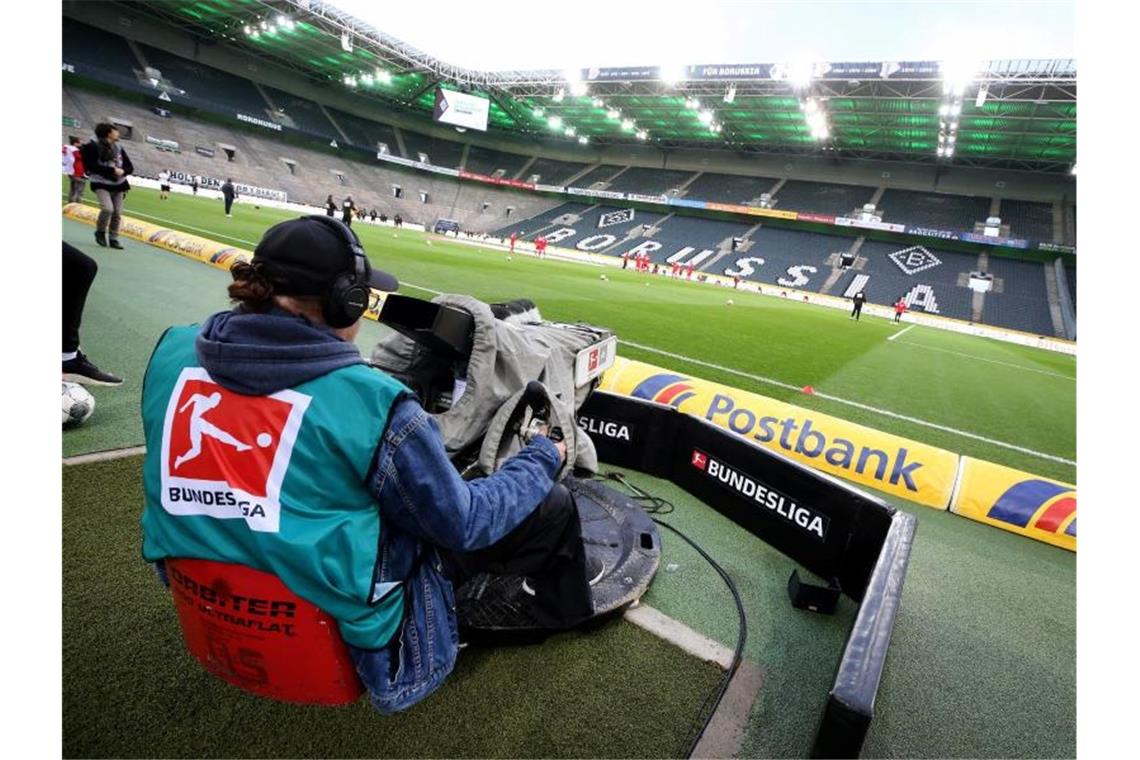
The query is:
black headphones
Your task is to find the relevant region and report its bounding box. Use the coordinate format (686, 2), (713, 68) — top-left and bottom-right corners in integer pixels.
(304, 215), (371, 328)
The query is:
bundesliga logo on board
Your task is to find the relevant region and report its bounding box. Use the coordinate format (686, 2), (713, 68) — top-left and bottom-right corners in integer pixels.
(159, 368), (311, 532)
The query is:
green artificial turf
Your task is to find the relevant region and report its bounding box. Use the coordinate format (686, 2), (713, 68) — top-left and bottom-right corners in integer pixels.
(62, 456), (725, 759)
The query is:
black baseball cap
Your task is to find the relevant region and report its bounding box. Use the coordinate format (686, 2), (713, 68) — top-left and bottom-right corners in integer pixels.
(252, 215), (398, 296)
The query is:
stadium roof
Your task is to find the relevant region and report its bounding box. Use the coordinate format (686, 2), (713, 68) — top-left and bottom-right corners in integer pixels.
(115, 0), (1078, 174)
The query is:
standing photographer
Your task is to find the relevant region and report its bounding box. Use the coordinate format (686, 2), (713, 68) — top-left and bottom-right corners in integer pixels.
(79, 122), (133, 249)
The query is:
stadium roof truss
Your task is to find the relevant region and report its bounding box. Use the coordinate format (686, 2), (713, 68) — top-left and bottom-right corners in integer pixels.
(116, 0), (1077, 173)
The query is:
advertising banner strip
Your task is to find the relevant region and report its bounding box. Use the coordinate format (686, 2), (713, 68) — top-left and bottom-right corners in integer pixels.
(598, 356), (959, 509)
(950, 457), (1075, 551)
(706, 202), (799, 220)
(61, 204), (391, 322)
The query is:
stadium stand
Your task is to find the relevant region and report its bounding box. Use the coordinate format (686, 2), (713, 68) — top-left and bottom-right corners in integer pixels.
(1065, 265), (1076, 306)
(399, 128), (465, 167)
(773, 180), (877, 216)
(62, 86), (564, 231)
(681, 172), (779, 203)
(261, 85), (338, 140)
(491, 202), (595, 239)
(980, 292), (1056, 335)
(571, 164), (625, 187)
(135, 43), (268, 114)
(847, 239), (981, 321)
(610, 215), (754, 266)
(999, 199), (1056, 242)
(879, 189), (991, 230)
(62, 17), (141, 82)
(463, 145), (532, 177)
(522, 157), (591, 185)
(605, 167), (697, 195)
(721, 226), (850, 289)
(324, 107), (400, 152)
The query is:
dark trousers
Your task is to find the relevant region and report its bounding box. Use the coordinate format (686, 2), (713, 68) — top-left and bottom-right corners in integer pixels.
(852, 303), (863, 320)
(440, 483), (593, 628)
(63, 242), (98, 353)
(224, 196), (234, 214)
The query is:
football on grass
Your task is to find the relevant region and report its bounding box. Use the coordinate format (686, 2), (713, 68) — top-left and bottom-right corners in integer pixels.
(63, 381), (95, 428)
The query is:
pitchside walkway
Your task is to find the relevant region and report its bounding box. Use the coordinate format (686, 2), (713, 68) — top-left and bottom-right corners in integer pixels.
(60, 218), (1075, 758)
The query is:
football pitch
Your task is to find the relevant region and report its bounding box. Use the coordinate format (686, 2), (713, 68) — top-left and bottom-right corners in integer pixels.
(61, 185), (1077, 758)
(71, 185), (1075, 482)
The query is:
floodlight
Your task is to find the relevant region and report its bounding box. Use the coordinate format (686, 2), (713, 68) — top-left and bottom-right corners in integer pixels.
(243, 25), (252, 35)
(724, 84), (736, 104)
(565, 126), (576, 137)
(578, 135), (589, 145)
(607, 108), (620, 119)
(937, 146), (945, 156)
(941, 59), (975, 96)
(345, 75), (357, 87)
(260, 20), (269, 30)
(621, 118), (634, 131)
(659, 63), (686, 84)
(950, 103), (961, 116)
(939, 104), (949, 116)
(948, 134), (956, 143)
(592, 97), (604, 107)
(1070, 164), (1077, 175)
(975, 84), (988, 108)
(685, 97), (700, 110)
(698, 109), (713, 124)
(570, 81), (588, 96)
(361, 73), (373, 85)
(376, 68), (392, 84)
(548, 115), (563, 129)
(552, 88), (565, 103)
(636, 130), (648, 140)
(533, 106), (544, 117)
(804, 99), (819, 114)
(787, 61), (814, 89)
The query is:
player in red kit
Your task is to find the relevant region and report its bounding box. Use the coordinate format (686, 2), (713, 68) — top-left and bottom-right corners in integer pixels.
(894, 297), (908, 323)
(686, 263), (694, 279)
(510, 231), (518, 252)
(535, 236), (547, 258)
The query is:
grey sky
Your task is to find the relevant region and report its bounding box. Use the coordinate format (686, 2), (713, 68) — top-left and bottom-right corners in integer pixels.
(330, 0), (1074, 71)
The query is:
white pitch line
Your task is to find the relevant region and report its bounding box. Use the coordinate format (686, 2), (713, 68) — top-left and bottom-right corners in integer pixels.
(619, 339), (1076, 467)
(887, 324), (915, 341)
(892, 340), (1076, 380)
(63, 446), (146, 466)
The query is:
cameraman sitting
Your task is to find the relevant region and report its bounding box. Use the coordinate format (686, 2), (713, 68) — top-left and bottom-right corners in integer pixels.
(140, 216), (596, 714)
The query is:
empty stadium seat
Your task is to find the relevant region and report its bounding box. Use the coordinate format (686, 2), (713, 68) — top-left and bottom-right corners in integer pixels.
(523, 157), (591, 185)
(773, 180), (877, 216)
(681, 172), (778, 204)
(999, 199), (1056, 242)
(464, 145), (531, 177)
(605, 167), (697, 195)
(166, 558), (364, 705)
(879, 189), (991, 231)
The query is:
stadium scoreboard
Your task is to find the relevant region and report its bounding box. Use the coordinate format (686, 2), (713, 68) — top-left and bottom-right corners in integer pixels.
(433, 87), (490, 131)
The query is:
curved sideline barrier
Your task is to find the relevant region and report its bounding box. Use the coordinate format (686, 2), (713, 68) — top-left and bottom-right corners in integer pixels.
(579, 390), (916, 757)
(599, 356), (958, 509)
(62, 203), (391, 321)
(597, 356), (1077, 551)
(951, 457), (1076, 551)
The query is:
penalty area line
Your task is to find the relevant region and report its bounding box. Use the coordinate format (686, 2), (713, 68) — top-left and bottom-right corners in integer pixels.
(619, 339), (1076, 467)
(887, 324), (915, 341)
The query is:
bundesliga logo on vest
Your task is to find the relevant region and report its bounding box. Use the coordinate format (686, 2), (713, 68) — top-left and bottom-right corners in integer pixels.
(159, 367), (311, 532)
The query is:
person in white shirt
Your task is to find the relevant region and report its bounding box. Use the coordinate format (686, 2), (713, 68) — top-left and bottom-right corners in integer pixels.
(62, 136), (86, 203)
(158, 169), (171, 200)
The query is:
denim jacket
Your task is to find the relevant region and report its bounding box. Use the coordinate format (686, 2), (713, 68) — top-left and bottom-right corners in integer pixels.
(149, 309), (561, 715)
(356, 398), (561, 713)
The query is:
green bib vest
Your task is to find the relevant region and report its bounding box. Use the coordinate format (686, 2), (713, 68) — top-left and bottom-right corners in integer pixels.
(140, 325), (408, 650)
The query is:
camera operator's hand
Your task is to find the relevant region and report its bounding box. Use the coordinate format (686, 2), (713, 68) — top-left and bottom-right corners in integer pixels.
(114, 168), (125, 177)
(535, 424), (567, 464)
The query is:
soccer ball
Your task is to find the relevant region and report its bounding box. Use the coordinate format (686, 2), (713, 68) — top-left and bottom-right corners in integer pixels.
(600, 274), (608, 281)
(506, 256), (512, 261)
(62, 381), (95, 428)
(726, 299), (734, 306)
(426, 240), (433, 246)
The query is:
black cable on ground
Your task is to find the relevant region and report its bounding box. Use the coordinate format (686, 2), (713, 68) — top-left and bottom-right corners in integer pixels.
(598, 471), (748, 758)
